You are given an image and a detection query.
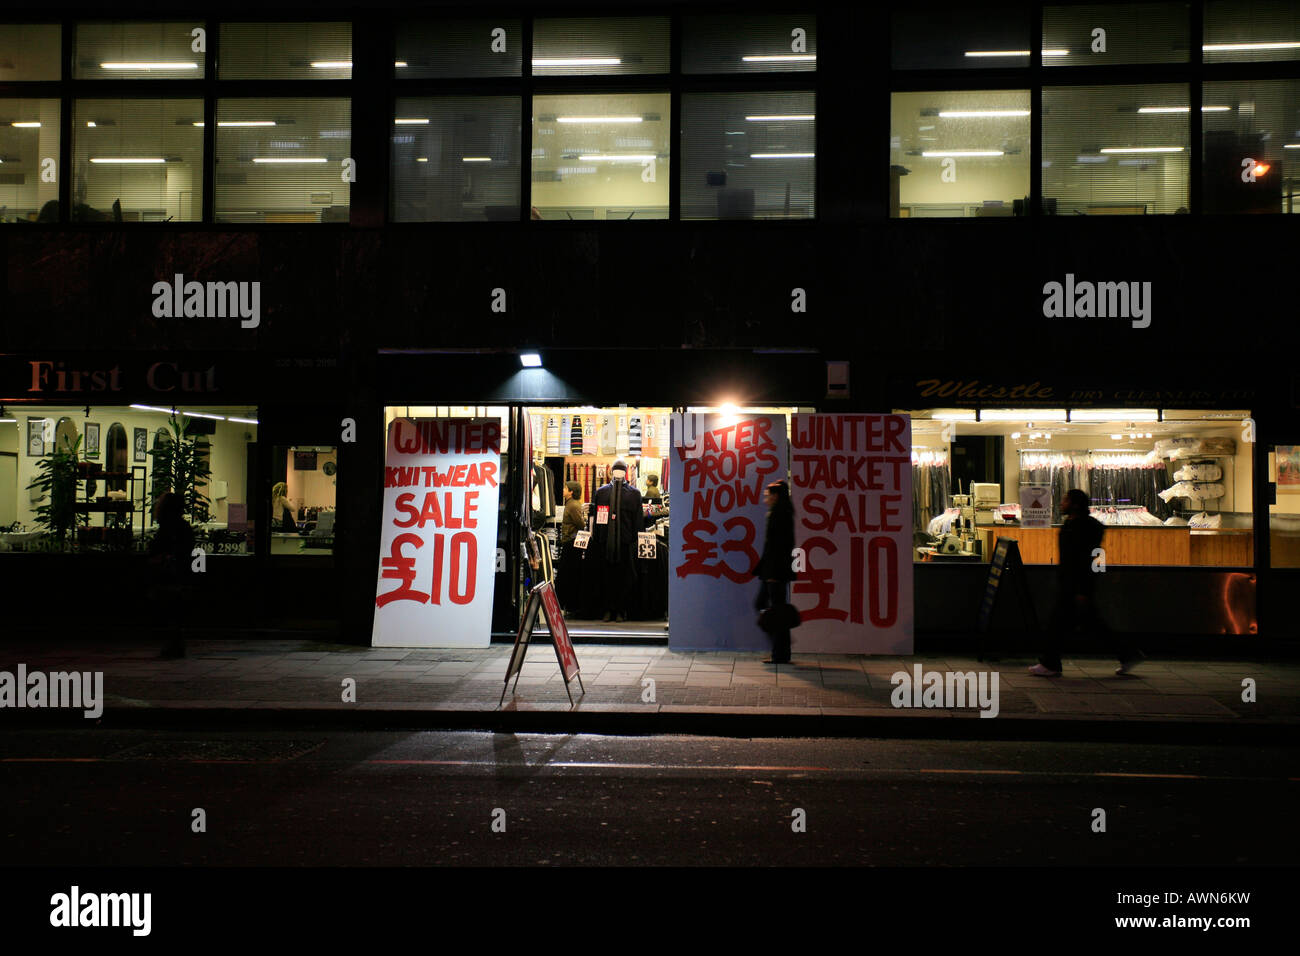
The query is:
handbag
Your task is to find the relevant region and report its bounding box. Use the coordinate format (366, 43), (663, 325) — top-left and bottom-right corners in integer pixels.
(758, 603), (801, 632)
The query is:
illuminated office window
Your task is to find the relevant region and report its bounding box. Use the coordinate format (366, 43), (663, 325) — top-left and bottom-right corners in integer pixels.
(392, 96), (521, 222)
(532, 18), (669, 75)
(214, 98), (350, 223)
(72, 99), (203, 221)
(0, 99), (60, 222)
(219, 22), (352, 79)
(1204, 79), (1300, 213)
(1043, 84), (1189, 215)
(395, 19), (522, 77)
(75, 22), (204, 79)
(682, 91), (815, 219)
(1044, 3), (1190, 66)
(531, 93), (670, 220)
(1205, 0), (1300, 63)
(892, 5), (1031, 70)
(890, 90), (1030, 217)
(683, 15), (817, 73)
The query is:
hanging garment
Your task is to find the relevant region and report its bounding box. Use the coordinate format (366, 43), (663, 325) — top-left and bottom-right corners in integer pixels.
(616, 415), (630, 456)
(642, 415), (657, 456)
(600, 416), (617, 455)
(629, 416), (642, 455)
(560, 416), (571, 451)
(546, 416), (560, 454)
(571, 416), (583, 454)
(582, 417), (598, 456)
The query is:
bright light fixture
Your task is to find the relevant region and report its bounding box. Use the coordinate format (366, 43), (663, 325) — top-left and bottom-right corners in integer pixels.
(416, 157), (427, 162)
(932, 411), (977, 422)
(742, 54), (816, 62)
(229, 417), (259, 425)
(922, 150), (1004, 157)
(100, 61), (198, 70)
(1099, 146), (1183, 153)
(199, 120), (277, 127)
(745, 114), (815, 121)
(937, 110), (1029, 118)
(1010, 431), (1021, 439)
(964, 50), (1031, 57)
(85, 121), (96, 127)
(394, 118), (429, 125)
(1285, 144), (1300, 149)
(750, 152), (815, 158)
(1042, 49), (1069, 56)
(520, 352), (542, 368)
(89, 157), (166, 163)
(556, 116), (642, 124)
(1203, 41), (1300, 52)
(394, 61), (408, 68)
(578, 154), (655, 162)
(252, 157), (328, 163)
(981, 409), (1068, 423)
(1069, 409), (1159, 423)
(461, 157), (491, 162)
(185, 412), (226, 421)
(533, 57), (621, 67)
(11, 121), (40, 128)
(310, 61), (352, 69)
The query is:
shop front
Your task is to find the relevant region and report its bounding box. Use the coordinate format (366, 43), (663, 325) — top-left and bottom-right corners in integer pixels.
(893, 373), (1266, 640)
(369, 349), (914, 654)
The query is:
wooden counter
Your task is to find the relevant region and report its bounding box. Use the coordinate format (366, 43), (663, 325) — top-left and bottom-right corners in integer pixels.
(974, 526), (1253, 567)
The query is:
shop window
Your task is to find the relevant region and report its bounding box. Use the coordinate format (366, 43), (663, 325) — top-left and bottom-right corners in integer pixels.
(1204, 0), (1300, 63)
(0, 99), (60, 223)
(1042, 84), (1190, 215)
(72, 99), (203, 222)
(1043, 3), (1190, 66)
(890, 90), (1030, 218)
(218, 22), (352, 80)
(0, 24), (61, 80)
(2, 406), (256, 554)
(682, 15), (817, 73)
(74, 21), (205, 79)
(906, 409), (1254, 568)
(1203, 79), (1300, 213)
(213, 97), (350, 223)
(269, 445), (338, 557)
(531, 92), (670, 220)
(681, 91), (815, 219)
(892, 5), (1031, 70)
(532, 18), (669, 76)
(391, 96), (521, 222)
(395, 19), (522, 77)
(1269, 444), (1300, 567)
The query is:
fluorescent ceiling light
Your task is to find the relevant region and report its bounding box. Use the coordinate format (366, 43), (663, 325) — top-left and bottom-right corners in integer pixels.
(1285, 144), (1300, 149)
(556, 116), (642, 123)
(394, 61), (407, 68)
(252, 157), (328, 163)
(932, 411), (977, 422)
(130, 404), (174, 414)
(416, 157), (428, 162)
(85, 121), (96, 127)
(185, 412), (226, 421)
(981, 409), (1067, 422)
(1069, 409), (1159, 423)
(214, 120), (276, 127)
(461, 156), (491, 162)
(100, 61), (198, 70)
(1137, 106), (1231, 113)
(520, 352), (542, 368)
(578, 153), (656, 162)
(938, 110), (1029, 118)
(1042, 49), (1069, 56)
(1203, 41), (1300, 52)
(89, 157), (165, 163)
(1100, 146), (1183, 153)
(922, 150), (1004, 157)
(394, 118), (429, 125)
(745, 114), (815, 121)
(310, 61), (352, 69)
(742, 54), (816, 62)
(229, 417), (259, 425)
(750, 152), (814, 158)
(11, 121), (40, 128)
(1202, 106), (1232, 112)
(964, 50), (1030, 57)
(533, 57), (621, 67)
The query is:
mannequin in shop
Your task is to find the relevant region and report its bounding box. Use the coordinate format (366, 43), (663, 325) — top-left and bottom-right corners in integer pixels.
(589, 460), (643, 622)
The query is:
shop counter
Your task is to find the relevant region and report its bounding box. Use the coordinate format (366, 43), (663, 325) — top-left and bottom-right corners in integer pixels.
(974, 526), (1253, 567)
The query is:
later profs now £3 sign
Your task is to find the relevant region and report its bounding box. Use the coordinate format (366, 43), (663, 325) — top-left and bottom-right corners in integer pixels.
(372, 418), (502, 648)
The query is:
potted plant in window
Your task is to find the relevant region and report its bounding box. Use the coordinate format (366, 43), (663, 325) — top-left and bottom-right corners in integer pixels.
(147, 414), (212, 525)
(26, 434), (89, 550)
